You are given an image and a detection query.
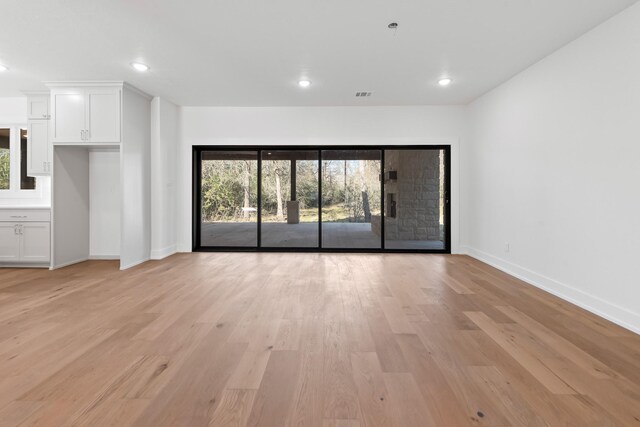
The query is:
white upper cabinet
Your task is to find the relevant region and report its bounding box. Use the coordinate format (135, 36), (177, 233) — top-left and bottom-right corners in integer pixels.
(86, 89), (121, 143)
(27, 120), (51, 175)
(28, 96), (50, 120)
(51, 89), (85, 143)
(23, 92), (52, 176)
(49, 85), (121, 144)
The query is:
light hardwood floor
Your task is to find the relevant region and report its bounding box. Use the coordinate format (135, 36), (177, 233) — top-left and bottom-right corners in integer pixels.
(0, 253), (638, 426)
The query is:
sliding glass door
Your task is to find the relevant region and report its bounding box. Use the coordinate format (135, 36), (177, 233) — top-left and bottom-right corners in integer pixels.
(194, 146), (450, 253)
(383, 149), (447, 250)
(261, 150), (319, 248)
(321, 150), (382, 249)
(199, 151), (258, 247)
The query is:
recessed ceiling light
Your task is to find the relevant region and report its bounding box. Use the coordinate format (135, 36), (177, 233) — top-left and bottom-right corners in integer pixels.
(438, 78), (453, 86)
(0, 65), (8, 72)
(298, 80), (311, 88)
(131, 62), (150, 72)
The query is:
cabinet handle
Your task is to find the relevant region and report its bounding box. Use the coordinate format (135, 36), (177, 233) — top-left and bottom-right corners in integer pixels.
(10, 215), (27, 218)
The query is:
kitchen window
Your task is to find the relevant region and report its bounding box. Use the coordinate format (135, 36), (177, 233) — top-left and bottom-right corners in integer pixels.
(0, 125), (38, 196)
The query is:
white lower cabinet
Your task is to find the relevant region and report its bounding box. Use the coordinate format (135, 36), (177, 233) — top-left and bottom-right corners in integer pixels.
(0, 210), (51, 266)
(20, 223), (51, 262)
(0, 223), (21, 262)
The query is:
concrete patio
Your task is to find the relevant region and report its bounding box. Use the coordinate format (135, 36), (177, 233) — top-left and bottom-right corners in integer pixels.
(201, 222), (445, 249)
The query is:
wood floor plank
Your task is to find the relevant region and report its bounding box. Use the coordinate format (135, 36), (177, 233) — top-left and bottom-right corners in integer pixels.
(464, 311), (577, 395)
(0, 254), (637, 427)
(209, 389), (256, 427)
(322, 322), (361, 420)
(383, 372), (438, 427)
(349, 352), (391, 427)
(246, 350), (302, 427)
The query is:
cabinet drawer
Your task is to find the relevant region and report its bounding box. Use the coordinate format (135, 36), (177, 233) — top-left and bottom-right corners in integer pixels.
(0, 209), (51, 222)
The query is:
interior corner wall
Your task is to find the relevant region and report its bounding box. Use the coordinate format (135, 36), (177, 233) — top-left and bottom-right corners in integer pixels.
(150, 97), (179, 259)
(463, 2), (640, 332)
(120, 88), (152, 270)
(89, 149), (120, 259)
(176, 106), (466, 253)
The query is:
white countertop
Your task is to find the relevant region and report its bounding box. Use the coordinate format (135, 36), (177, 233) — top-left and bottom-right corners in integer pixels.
(0, 206), (51, 210)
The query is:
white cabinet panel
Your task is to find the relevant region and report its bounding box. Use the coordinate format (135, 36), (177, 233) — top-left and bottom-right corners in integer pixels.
(49, 86), (122, 144)
(27, 121), (51, 175)
(52, 91), (85, 143)
(20, 222), (51, 262)
(0, 210), (51, 222)
(86, 89), (121, 143)
(28, 96), (50, 120)
(0, 223), (20, 262)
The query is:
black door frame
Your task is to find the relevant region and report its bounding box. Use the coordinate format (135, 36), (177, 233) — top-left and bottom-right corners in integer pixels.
(193, 145), (451, 254)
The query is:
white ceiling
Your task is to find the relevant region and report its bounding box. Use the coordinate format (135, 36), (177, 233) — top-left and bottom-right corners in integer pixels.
(0, 0), (637, 106)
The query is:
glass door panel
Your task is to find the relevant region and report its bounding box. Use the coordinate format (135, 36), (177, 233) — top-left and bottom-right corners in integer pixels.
(383, 149), (447, 250)
(321, 150), (381, 249)
(261, 150), (319, 247)
(200, 150), (258, 247)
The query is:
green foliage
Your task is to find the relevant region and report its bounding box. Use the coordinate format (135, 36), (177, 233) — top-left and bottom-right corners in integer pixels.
(200, 158), (380, 223)
(261, 160), (290, 215)
(0, 149), (10, 190)
(201, 160), (257, 221)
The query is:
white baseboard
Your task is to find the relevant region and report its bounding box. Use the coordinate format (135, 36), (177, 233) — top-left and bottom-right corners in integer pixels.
(89, 255), (120, 260)
(460, 245), (640, 335)
(119, 257), (150, 271)
(50, 257), (90, 270)
(150, 244), (177, 260)
(0, 263), (49, 269)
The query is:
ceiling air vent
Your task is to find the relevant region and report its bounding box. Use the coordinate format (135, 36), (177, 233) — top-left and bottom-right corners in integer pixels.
(355, 92), (372, 97)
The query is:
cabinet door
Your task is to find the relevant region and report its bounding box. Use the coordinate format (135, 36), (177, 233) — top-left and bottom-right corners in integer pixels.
(27, 121), (50, 176)
(51, 90), (86, 143)
(0, 223), (20, 262)
(19, 222), (51, 263)
(86, 88), (121, 143)
(28, 96), (50, 120)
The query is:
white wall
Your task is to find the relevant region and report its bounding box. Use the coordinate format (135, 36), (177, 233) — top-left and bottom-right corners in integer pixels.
(463, 2), (640, 332)
(89, 149), (120, 258)
(150, 97), (179, 259)
(120, 87), (152, 269)
(0, 97), (26, 123)
(177, 106), (466, 252)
